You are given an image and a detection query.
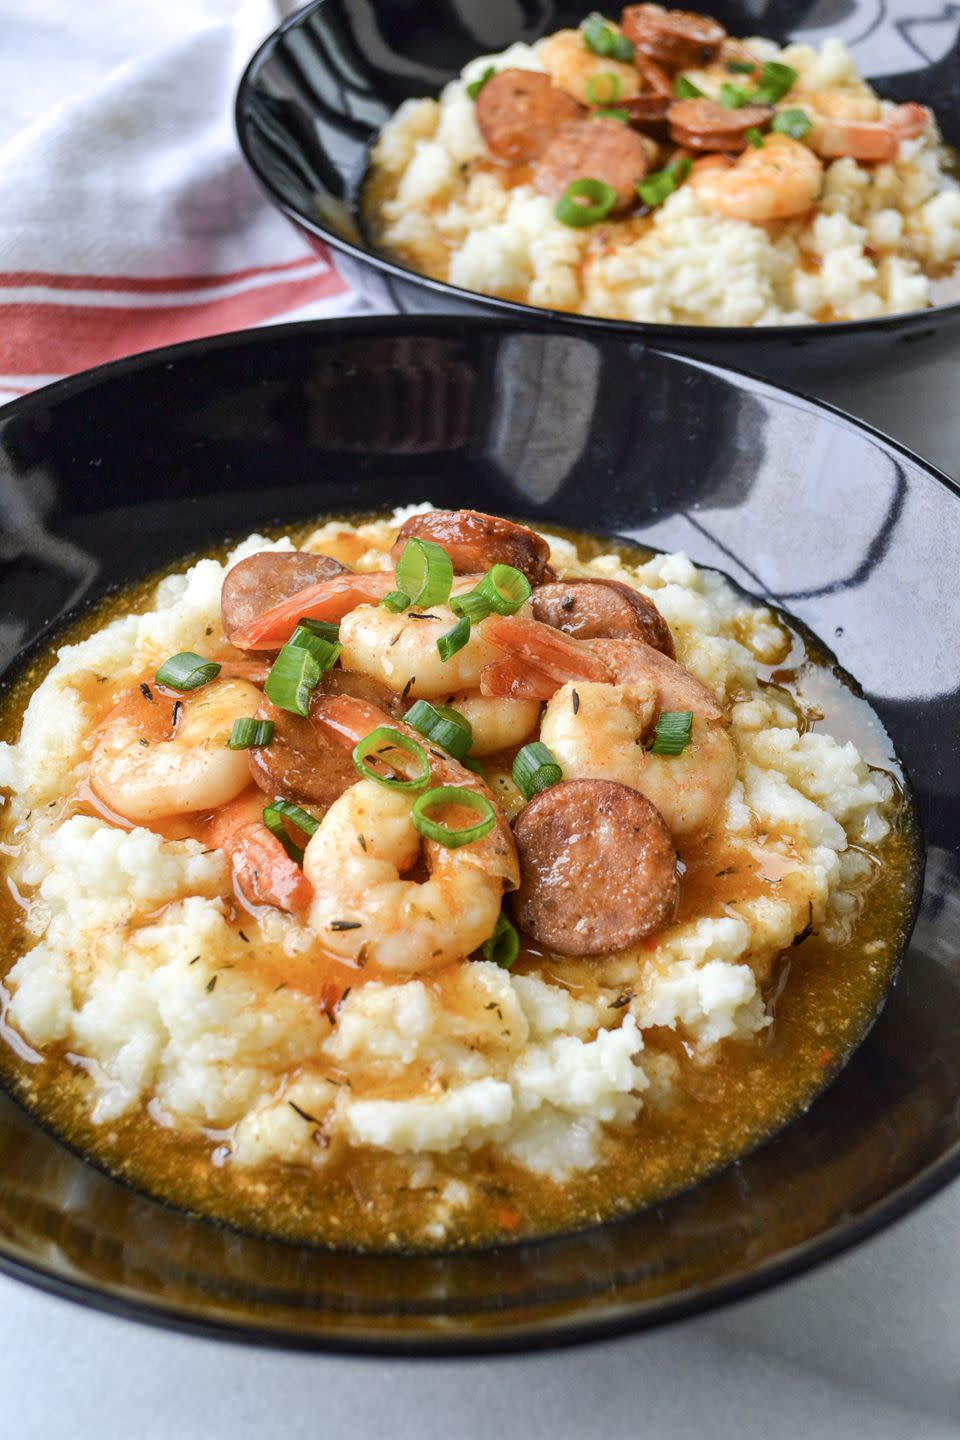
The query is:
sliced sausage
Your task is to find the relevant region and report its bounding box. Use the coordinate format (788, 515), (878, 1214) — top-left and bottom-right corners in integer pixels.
(532, 578), (675, 657)
(511, 778), (678, 955)
(392, 509), (551, 585)
(534, 118), (652, 212)
(247, 672), (404, 807)
(668, 98), (773, 153)
(476, 69), (583, 164)
(221, 551), (346, 649)
(621, 5), (726, 68)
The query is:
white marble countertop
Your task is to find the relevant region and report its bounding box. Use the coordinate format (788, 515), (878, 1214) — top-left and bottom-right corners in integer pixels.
(1, 329), (958, 1440)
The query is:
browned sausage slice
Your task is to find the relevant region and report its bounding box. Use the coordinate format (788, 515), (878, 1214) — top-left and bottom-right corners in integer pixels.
(511, 778), (678, 955)
(668, 98), (773, 153)
(392, 509), (551, 585)
(247, 671), (404, 807)
(532, 578), (675, 657)
(476, 70), (583, 163)
(534, 119), (652, 212)
(221, 552), (346, 649)
(621, 5), (726, 68)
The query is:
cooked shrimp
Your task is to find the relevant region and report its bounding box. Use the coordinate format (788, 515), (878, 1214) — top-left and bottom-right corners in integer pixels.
(207, 790), (313, 914)
(539, 643), (736, 836)
(480, 614), (614, 693)
(805, 101), (929, 163)
(233, 572), (399, 650)
(689, 133), (823, 222)
(303, 696), (518, 971)
(89, 677), (263, 824)
(539, 27), (642, 105)
(444, 692), (541, 756)
(338, 599), (511, 698)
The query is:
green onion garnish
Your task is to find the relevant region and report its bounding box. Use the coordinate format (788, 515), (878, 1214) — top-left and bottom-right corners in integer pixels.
(262, 799), (320, 864)
(379, 589), (411, 613)
(753, 60), (797, 104)
(481, 912), (520, 969)
(395, 538), (454, 609)
(228, 717), (275, 750)
(404, 699), (473, 760)
(154, 652), (221, 691)
(474, 563), (532, 616)
(726, 59), (756, 74)
(264, 643), (321, 717)
(586, 71), (621, 106)
(673, 75), (705, 99)
(650, 709), (693, 756)
(461, 755), (486, 776)
(352, 726), (431, 791)
(581, 12), (634, 62)
(593, 107), (630, 123)
(295, 618), (340, 645)
(437, 615), (472, 662)
(467, 65), (495, 101)
(512, 742), (563, 801)
(771, 107), (812, 140)
(555, 177), (617, 227)
(450, 590), (493, 623)
(745, 126), (765, 148)
(411, 785), (496, 848)
(637, 155), (692, 208)
(719, 82), (750, 109)
(289, 625), (343, 671)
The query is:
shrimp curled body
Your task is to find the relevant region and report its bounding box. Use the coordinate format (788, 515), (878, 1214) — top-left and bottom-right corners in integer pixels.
(689, 134), (823, 223)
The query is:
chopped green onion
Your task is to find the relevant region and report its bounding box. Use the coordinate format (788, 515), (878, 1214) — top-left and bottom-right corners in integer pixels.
(594, 107), (630, 123)
(726, 59), (756, 74)
(295, 618), (340, 645)
(379, 589), (410, 613)
(771, 107), (812, 140)
(411, 785), (496, 848)
(461, 755), (486, 776)
(352, 726), (431, 791)
(586, 71), (621, 106)
(637, 155), (691, 208)
(673, 75), (705, 99)
(395, 538), (454, 608)
(404, 699), (473, 760)
(467, 65), (495, 101)
(450, 590), (493, 623)
(512, 742), (563, 801)
(262, 799), (319, 864)
(555, 177), (617, 227)
(745, 126), (765, 148)
(718, 82), (750, 109)
(753, 60), (797, 105)
(473, 564), (532, 616)
(481, 912), (520, 969)
(581, 12), (634, 62)
(650, 709), (693, 756)
(264, 643), (321, 717)
(154, 652), (221, 691)
(228, 717), (275, 750)
(289, 625), (342, 671)
(437, 615), (472, 662)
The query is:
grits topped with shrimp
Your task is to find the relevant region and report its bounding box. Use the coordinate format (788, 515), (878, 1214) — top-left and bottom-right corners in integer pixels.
(0, 507), (918, 1248)
(365, 8), (960, 326)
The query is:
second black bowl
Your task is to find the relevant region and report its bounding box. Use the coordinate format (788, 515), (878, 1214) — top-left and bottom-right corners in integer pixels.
(235, 0), (960, 382)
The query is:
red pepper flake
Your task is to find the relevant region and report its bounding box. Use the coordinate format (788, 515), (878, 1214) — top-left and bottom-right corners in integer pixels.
(817, 1047), (833, 1066)
(496, 1205), (521, 1231)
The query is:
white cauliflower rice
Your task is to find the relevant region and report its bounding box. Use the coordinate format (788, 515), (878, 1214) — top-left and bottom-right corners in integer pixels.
(367, 33), (960, 326)
(0, 508), (913, 1246)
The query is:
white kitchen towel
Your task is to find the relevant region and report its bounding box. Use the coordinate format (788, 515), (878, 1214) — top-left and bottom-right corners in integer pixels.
(0, 0), (369, 407)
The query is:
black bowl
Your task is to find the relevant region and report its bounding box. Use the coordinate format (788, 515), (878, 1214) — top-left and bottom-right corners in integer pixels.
(0, 315), (958, 1353)
(235, 0), (960, 385)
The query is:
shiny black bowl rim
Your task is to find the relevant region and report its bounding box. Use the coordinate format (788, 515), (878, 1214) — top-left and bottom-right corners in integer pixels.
(234, 0), (960, 350)
(0, 316), (956, 1357)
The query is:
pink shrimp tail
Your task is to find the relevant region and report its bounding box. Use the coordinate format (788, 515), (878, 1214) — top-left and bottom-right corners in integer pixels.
(235, 573), (396, 649)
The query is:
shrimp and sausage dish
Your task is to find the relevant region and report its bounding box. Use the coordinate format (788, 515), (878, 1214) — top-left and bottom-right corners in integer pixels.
(0, 507), (918, 1247)
(365, 8), (960, 327)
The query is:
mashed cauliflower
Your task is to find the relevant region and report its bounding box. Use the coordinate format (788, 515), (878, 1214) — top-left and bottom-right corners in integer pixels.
(0, 508), (895, 1240)
(367, 34), (960, 326)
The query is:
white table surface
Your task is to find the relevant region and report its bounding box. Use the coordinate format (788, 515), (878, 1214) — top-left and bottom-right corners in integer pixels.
(1, 323), (958, 1440)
